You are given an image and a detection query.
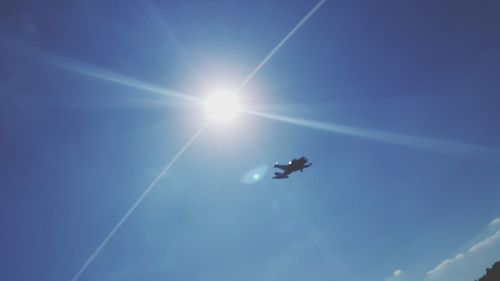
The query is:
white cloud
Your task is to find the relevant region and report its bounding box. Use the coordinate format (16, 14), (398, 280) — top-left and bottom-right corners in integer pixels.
(395, 218), (500, 281)
(427, 220), (500, 278)
(468, 230), (500, 253)
(385, 269), (405, 281)
(489, 218), (500, 227)
(394, 269), (404, 276)
(426, 228), (500, 281)
(427, 253), (464, 277)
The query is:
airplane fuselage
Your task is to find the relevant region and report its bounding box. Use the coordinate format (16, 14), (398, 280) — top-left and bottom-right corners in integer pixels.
(273, 156), (312, 179)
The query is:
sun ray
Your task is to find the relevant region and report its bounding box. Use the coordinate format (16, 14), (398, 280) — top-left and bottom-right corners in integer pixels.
(67, 2), (329, 280)
(45, 55), (202, 104)
(143, 0), (201, 77)
(69, 124), (207, 281)
(241, 108), (499, 156)
(233, 0), (327, 95)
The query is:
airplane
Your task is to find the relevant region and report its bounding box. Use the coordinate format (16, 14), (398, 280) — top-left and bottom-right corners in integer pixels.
(273, 156), (312, 179)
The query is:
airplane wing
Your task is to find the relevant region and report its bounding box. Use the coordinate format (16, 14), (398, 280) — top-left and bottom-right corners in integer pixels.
(274, 164), (288, 170)
(273, 172), (289, 179)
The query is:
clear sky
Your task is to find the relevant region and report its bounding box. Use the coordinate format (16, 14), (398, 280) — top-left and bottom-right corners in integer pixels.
(1, 1), (500, 281)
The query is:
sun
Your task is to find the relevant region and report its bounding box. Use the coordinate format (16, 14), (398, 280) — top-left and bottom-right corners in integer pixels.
(204, 90), (240, 122)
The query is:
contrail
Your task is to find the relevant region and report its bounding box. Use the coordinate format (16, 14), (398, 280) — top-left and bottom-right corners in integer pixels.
(69, 124), (207, 281)
(234, 0), (327, 94)
(242, 108), (499, 156)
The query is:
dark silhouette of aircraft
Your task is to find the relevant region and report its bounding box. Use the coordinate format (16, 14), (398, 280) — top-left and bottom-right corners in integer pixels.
(273, 156), (312, 179)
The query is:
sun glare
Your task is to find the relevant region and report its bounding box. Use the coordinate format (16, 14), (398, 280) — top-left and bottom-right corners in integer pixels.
(205, 90), (240, 122)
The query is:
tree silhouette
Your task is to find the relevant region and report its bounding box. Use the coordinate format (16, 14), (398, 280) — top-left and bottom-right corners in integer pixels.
(476, 261), (500, 281)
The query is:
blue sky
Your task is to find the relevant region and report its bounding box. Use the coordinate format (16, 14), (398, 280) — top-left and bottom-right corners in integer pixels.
(1, 1), (500, 281)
